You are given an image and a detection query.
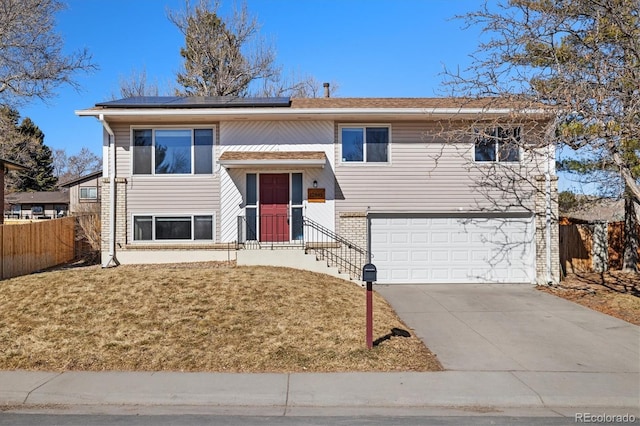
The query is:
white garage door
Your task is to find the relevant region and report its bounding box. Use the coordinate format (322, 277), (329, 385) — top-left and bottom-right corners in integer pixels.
(370, 215), (535, 284)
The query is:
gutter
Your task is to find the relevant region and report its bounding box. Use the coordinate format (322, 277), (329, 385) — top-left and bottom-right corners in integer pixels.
(76, 107), (550, 119)
(219, 159), (326, 168)
(99, 114), (119, 268)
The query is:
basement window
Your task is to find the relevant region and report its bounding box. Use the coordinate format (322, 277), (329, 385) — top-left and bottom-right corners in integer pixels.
(133, 215), (214, 241)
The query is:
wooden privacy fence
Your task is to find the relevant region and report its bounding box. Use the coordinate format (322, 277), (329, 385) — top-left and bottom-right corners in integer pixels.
(607, 222), (640, 270)
(0, 217), (75, 280)
(560, 221), (640, 275)
(560, 224), (593, 274)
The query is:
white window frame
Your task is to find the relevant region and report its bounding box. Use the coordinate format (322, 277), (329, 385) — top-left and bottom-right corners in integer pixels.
(132, 213), (216, 242)
(473, 126), (522, 163)
(130, 126), (216, 176)
(79, 187), (98, 200)
(339, 124), (391, 164)
(241, 171), (307, 242)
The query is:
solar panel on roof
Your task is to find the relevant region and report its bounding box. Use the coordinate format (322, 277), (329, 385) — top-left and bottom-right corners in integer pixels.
(96, 96), (291, 108)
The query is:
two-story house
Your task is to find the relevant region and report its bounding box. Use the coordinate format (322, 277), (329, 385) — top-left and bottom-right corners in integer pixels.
(76, 96), (559, 284)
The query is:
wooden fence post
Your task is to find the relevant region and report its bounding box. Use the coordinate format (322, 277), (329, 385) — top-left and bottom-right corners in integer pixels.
(0, 224), (3, 280)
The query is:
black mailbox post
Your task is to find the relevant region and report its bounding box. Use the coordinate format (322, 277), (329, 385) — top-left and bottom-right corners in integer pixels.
(362, 263), (377, 349)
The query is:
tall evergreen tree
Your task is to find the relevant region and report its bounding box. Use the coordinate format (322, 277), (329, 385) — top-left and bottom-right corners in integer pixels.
(0, 108), (57, 191)
(168, 0), (330, 98)
(170, 0), (276, 97)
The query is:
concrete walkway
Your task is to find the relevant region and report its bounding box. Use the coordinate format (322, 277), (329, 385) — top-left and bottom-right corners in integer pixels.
(1, 284), (638, 417)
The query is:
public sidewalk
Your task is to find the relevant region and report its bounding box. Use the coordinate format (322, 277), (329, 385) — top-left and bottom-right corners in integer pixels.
(1, 370), (638, 416)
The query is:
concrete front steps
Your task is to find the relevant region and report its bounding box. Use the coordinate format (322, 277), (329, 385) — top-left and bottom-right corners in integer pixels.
(236, 249), (355, 282)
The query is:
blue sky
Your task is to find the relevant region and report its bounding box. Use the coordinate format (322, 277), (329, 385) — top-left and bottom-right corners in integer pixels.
(22, 0), (584, 192)
(20, 0), (481, 157)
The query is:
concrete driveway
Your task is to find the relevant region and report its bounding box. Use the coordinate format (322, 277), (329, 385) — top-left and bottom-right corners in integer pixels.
(375, 284), (640, 373)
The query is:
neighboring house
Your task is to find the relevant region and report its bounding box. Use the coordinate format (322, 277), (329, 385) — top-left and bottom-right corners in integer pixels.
(562, 198), (633, 223)
(0, 158), (27, 225)
(4, 191), (70, 219)
(59, 170), (103, 215)
(76, 96), (559, 284)
(560, 199), (640, 273)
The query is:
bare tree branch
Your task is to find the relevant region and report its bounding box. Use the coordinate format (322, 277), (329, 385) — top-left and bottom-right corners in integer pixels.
(441, 0), (640, 272)
(0, 0), (96, 107)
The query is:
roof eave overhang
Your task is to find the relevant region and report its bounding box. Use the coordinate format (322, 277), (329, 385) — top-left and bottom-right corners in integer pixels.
(76, 107), (551, 122)
(219, 159), (326, 169)
(1, 159), (27, 171)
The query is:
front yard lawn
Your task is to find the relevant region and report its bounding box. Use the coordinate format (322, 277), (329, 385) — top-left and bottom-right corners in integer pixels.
(539, 271), (640, 326)
(0, 262), (442, 372)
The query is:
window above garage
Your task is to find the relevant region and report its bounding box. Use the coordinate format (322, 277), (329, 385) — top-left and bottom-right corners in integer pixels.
(474, 127), (521, 163)
(340, 125), (390, 163)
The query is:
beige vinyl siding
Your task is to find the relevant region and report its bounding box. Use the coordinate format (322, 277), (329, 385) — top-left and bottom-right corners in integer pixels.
(113, 123), (132, 177)
(68, 187), (78, 213)
(220, 121), (334, 149)
(126, 176), (219, 242)
(218, 120), (335, 241)
(334, 121), (542, 221)
(110, 122), (221, 243)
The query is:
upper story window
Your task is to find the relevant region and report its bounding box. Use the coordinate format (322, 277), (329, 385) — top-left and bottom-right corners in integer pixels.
(340, 126), (389, 163)
(79, 187), (98, 200)
(132, 128), (214, 175)
(474, 127), (521, 163)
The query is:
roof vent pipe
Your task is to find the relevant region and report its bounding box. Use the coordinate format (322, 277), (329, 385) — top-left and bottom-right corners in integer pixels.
(323, 82), (330, 98)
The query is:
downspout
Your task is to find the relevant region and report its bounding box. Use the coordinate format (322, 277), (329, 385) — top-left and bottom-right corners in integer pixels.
(99, 114), (119, 268)
(545, 141), (552, 284)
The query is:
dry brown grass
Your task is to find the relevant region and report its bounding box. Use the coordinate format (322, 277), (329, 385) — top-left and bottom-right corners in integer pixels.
(539, 271), (640, 326)
(0, 262), (441, 372)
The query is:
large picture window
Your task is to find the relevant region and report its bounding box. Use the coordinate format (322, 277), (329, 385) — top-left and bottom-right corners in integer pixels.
(133, 215), (214, 241)
(133, 128), (214, 175)
(341, 126), (389, 163)
(475, 127), (521, 163)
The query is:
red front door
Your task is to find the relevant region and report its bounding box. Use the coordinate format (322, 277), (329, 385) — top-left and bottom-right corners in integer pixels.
(260, 173), (289, 242)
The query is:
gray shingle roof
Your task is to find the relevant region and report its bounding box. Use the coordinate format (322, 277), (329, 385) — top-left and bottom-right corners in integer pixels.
(5, 191), (69, 205)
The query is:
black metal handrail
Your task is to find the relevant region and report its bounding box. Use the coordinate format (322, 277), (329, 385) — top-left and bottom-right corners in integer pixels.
(302, 217), (369, 280)
(237, 214), (304, 250)
(236, 214), (369, 280)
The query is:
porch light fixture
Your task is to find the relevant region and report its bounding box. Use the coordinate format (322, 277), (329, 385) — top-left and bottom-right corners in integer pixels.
(313, 180), (318, 188)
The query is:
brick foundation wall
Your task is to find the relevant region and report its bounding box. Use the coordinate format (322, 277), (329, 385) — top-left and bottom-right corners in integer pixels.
(338, 212), (368, 251)
(100, 177), (128, 256)
(115, 178), (127, 247)
(535, 175), (560, 284)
